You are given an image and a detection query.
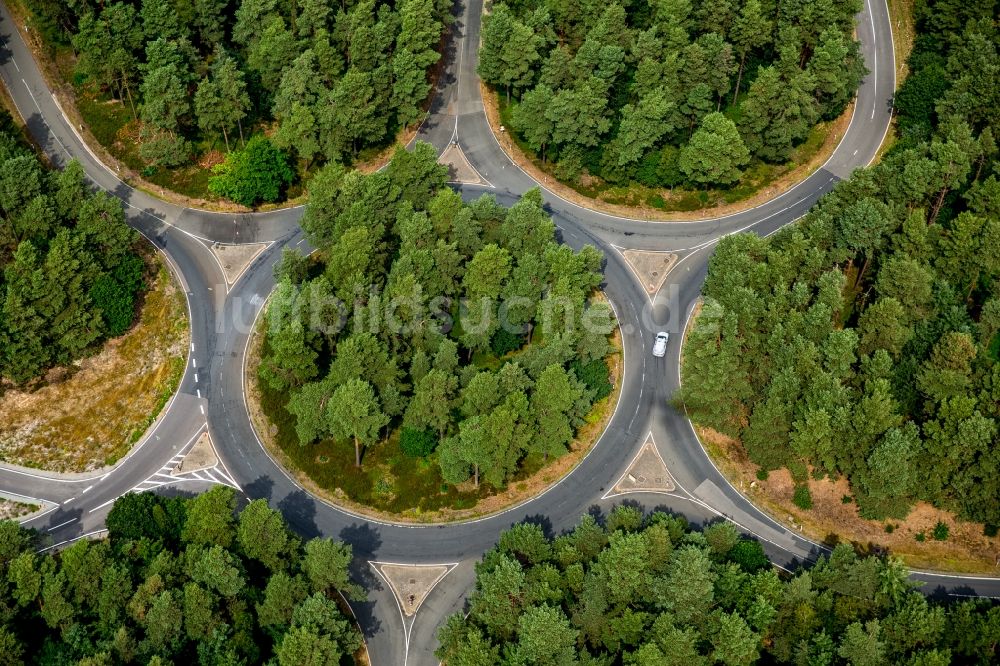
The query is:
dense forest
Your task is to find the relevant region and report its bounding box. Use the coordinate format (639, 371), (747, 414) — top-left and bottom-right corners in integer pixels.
(28, 0), (450, 201)
(0, 120), (144, 386)
(0, 487), (363, 664)
(480, 0), (865, 188)
(260, 142), (616, 488)
(678, 0), (1000, 525)
(438, 507), (1000, 664)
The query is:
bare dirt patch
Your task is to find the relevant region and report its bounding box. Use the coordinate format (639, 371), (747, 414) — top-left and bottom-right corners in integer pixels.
(683, 302), (999, 574)
(697, 428), (1000, 574)
(0, 497), (40, 521)
(0, 252), (189, 473)
(374, 563), (453, 616)
(620, 249), (678, 295)
(610, 434), (675, 495)
(246, 301), (625, 524)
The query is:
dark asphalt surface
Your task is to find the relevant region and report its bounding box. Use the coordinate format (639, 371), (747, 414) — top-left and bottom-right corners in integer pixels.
(0, 0), (996, 663)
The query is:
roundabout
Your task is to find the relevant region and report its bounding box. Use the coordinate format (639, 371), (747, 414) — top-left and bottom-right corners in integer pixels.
(1, 0), (998, 664)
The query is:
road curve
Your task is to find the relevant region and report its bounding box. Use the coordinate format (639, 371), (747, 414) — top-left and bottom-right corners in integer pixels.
(0, 0), (997, 664)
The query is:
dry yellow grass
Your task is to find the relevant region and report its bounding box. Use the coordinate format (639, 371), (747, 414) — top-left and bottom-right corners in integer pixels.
(681, 305), (999, 575)
(698, 428), (1000, 574)
(0, 252), (188, 472)
(0, 498), (40, 520)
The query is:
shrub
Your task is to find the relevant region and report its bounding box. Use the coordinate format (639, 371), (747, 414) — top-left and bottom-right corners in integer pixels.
(209, 135), (294, 206)
(788, 460), (808, 482)
(138, 128), (191, 167)
(400, 427), (437, 458)
(728, 539), (769, 573)
(490, 328), (523, 357)
(842, 494), (853, 504)
(932, 521), (949, 541)
(756, 469), (769, 481)
(90, 253), (145, 336)
(792, 484), (813, 510)
(915, 531), (926, 542)
(570, 358), (612, 401)
(984, 524), (998, 538)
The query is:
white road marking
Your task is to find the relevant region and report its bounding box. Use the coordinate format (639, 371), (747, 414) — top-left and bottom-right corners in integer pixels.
(61, 497), (74, 505)
(47, 518), (77, 532)
(196, 389), (201, 399)
(194, 373), (198, 383)
(200, 405), (205, 415)
(866, 0), (878, 119)
(81, 485), (93, 494)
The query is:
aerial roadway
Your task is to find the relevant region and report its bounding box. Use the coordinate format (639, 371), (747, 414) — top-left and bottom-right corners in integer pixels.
(0, 0), (995, 663)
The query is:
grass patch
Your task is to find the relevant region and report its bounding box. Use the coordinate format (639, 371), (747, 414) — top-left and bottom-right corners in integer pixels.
(0, 250), (188, 472)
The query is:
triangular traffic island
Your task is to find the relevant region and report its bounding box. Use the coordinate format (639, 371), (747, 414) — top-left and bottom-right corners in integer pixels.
(620, 249), (678, 296)
(605, 433), (677, 498)
(439, 142), (490, 187)
(208, 241), (269, 289)
(370, 562), (456, 617)
(173, 430), (219, 476)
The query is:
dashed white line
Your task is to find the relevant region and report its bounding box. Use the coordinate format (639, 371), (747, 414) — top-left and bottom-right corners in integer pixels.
(199, 405), (205, 415)
(47, 518), (78, 532)
(196, 389), (201, 399)
(61, 497), (75, 505)
(81, 485), (93, 494)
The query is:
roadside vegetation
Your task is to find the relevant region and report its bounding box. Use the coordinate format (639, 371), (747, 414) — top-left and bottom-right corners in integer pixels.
(0, 256), (187, 472)
(480, 0), (865, 207)
(22, 0), (450, 204)
(0, 115), (148, 388)
(256, 142), (618, 515)
(438, 508), (1000, 664)
(0, 498), (40, 521)
(0, 487), (364, 664)
(678, 0), (1000, 547)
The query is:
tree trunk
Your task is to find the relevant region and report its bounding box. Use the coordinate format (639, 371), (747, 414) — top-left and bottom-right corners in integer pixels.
(929, 187), (949, 224)
(354, 436), (361, 468)
(973, 155), (986, 184)
(856, 253), (871, 289)
(221, 125), (230, 152)
(122, 75), (138, 120)
(473, 463), (479, 488)
(237, 118), (245, 147)
(732, 52), (746, 107)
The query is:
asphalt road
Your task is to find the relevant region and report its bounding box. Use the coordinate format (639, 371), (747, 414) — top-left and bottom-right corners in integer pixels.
(0, 0), (997, 663)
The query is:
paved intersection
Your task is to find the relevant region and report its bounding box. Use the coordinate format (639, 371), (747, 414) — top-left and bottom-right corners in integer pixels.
(0, 0), (996, 663)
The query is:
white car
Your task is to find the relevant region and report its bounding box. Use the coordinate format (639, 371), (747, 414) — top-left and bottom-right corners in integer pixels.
(652, 331), (669, 357)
